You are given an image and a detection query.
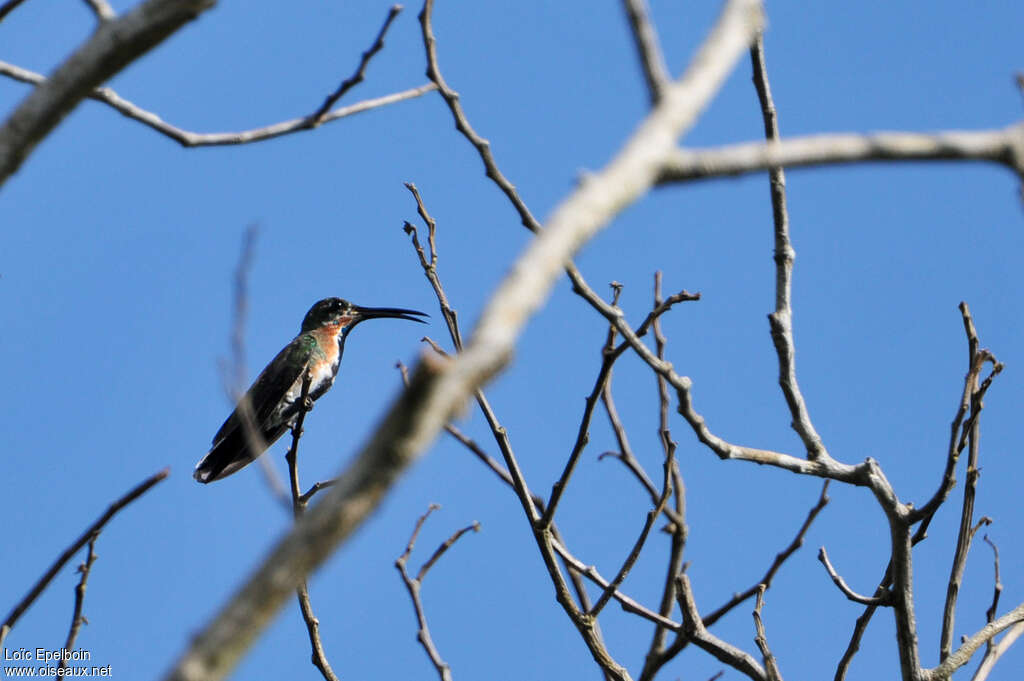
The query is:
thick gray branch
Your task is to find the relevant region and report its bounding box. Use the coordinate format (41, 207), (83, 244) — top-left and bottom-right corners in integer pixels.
(0, 0), (215, 187)
(656, 125), (1024, 184)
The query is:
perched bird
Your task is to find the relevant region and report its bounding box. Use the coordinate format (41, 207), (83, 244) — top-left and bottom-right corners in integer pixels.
(194, 297), (426, 483)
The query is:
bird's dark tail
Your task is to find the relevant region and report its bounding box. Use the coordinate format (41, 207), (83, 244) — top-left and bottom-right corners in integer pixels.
(194, 429), (252, 483)
(194, 424), (290, 483)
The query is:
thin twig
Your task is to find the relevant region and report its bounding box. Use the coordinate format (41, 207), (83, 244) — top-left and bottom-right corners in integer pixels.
(396, 506), (479, 681)
(912, 303), (1002, 524)
(753, 586), (783, 681)
(542, 314), (625, 529)
(220, 226), (290, 509)
(417, 522), (480, 582)
(818, 548), (890, 607)
(981, 535), (1002, 633)
(704, 480), (830, 627)
(1, 469), (168, 647)
(600, 278), (698, 533)
(676, 574), (767, 681)
(546, 280), (697, 530)
(0, 60), (435, 148)
(644, 482), (829, 680)
(404, 183), (462, 350)
(299, 478), (340, 505)
(940, 304), (1003, 662)
(640, 272), (688, 681)
(308, 5), (404, 125)
(750, 32), (827, 461)
(57, 535), (99, 677)
(590, 440), (673, 616)
(550, 538), (681, 632)
(620, 0), (671, 104)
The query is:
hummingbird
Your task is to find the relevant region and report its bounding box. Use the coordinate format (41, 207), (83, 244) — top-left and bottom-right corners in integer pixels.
(194, 297), (427, 483)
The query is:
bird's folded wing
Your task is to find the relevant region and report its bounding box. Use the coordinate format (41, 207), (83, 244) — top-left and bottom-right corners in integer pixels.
(211, 334), (315, 445)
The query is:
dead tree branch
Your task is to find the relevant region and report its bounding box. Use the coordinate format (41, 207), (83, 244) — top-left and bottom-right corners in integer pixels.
(307, 5), (404, 124)
(753, 586), (783, 681)
(1, 468), (168, 647)
(620, 0), (670, 104)
(656, 125), (1024, 186)
(0, 0), (217, 186)
(0, 64), (435, 149)
(56, 536), (99, 677)
(396, 505), (480, 681)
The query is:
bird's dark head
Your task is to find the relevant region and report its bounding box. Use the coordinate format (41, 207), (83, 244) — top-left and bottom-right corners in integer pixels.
(301, 297), (427, 334)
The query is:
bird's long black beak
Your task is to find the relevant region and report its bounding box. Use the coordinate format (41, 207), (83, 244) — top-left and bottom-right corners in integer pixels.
(353, 305), (428, 324)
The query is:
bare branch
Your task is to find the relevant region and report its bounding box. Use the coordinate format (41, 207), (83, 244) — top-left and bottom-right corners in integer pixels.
(834, 518), (935, 681)
(640, 272), (689, 681)
(940, 304), (1003, 662)
(403, 182), (463, 350)
(981, 535), (1003, 635)
(912, 303), (1002, 524)
(56, 535), (99, 677)
(656, 125), (1024, 185)
(549, 538), (681, 632)
(0, 61), (435, 148)
(303, 4), (403, 122)
(543, 321), (622, 528)
(619, 0), (670, 104)
(307, 5), (403, 124)
(703, 481), (830, 628)
(299, 478), (340, 505)
(750, 32), (826, 460)
(0, 0), (217, 186)
(218, 226), (290, 509)
(599, 381), (685, 531)
(590, 279), (697, 534)
(971, 624), (1024, 681)
(818, 548), (890, 607)
(928, 602), (1024, 681)
(417, 521), (481, 583)
(836, 305), (1002, 681)
(590, 444), (673, 616)
(290, 584), (333, 672)
(1, 469), (168, 647)
(753, 586), (783, 681)
(396, 506), (479, 681)
(644, 482), (829, 680)
(416, 319), (687, 643)
(676, 574), (767, 681)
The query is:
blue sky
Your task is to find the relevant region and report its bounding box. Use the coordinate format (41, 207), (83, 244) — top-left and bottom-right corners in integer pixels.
(2, 2), (1023, 680)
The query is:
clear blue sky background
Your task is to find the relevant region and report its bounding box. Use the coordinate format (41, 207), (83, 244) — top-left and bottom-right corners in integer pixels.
(2, 2), (1022, 680)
